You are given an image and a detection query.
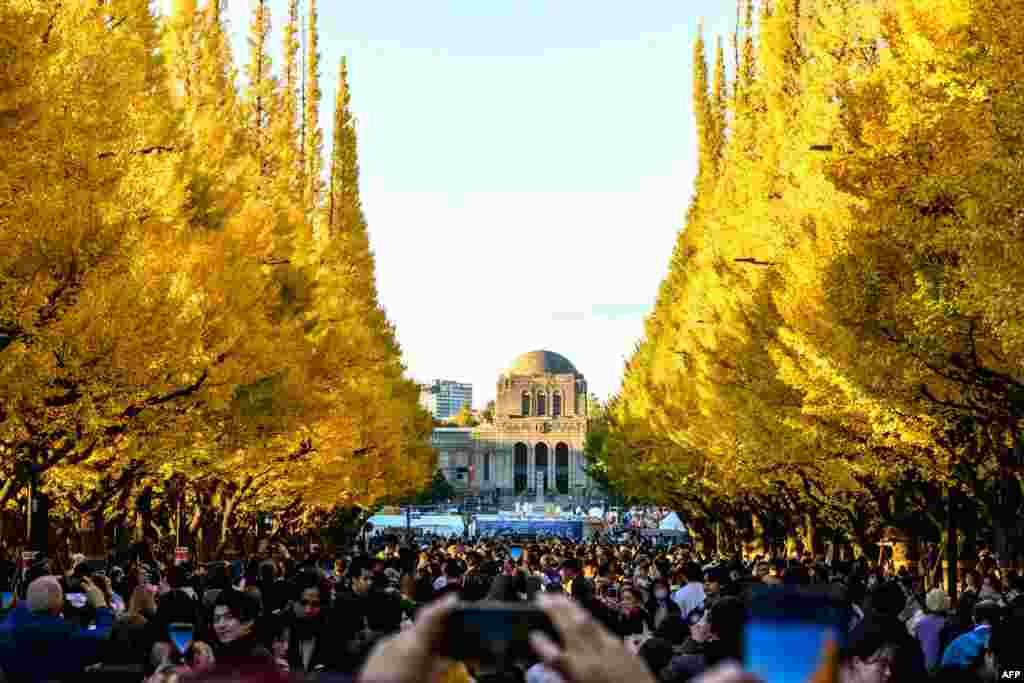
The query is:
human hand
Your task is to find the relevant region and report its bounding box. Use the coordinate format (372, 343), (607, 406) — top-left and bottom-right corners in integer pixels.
(690, 640), (838, 683)
(690, 663), (764, 683)
(624, 634), (649, 655)
(91, 574), (114, 604)
(359, 593), (457, 683)
(81, 577), (108, 609)
(131, 585), (158, 614)
(528, 593), (657, 683)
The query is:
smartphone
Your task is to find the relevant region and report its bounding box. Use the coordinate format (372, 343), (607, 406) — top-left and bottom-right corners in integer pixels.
(509, 547), (523, 561)
(81, 559), (107, 575)
(169, 622), (194, 654)
(743, 585), (850, 683)
(440, 603), (561, 664)
(66, 593), (88, 609)
(1, 592), (13, 609)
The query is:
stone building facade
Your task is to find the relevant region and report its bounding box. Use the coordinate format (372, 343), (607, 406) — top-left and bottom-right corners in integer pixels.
(448, 350), (593, 506)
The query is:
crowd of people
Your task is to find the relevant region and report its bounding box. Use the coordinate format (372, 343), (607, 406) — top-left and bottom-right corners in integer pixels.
(0, 534), (1021, 683)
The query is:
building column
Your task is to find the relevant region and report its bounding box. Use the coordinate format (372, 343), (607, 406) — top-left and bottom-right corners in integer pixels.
(509, 445), (516, 491)
(527, 443), (535, 492)
(568, 447), (574, 491)
(573, 449), (582, 490)
(505, 446), (513, 490)
(497, 446), (504, 491)
(548, 448), (556, 495)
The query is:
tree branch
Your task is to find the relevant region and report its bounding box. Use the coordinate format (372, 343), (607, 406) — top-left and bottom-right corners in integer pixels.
(41, 2), (62, 45)
(733, 257), (777, 267)
(97, 145), (177, 160)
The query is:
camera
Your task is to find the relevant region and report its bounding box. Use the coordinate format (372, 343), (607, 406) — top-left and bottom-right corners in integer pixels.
(439, 602), (560, 664)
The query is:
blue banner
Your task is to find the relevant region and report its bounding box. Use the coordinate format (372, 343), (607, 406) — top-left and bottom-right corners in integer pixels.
(477, 519), (584, 541)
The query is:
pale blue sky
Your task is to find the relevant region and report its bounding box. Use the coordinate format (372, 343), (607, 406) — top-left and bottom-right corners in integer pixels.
(162, 1), (739, 406)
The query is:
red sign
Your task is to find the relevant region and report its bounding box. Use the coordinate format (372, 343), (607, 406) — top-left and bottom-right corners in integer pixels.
(174, 547), (190, 564)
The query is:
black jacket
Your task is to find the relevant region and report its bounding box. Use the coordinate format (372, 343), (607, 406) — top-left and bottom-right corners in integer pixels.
(568, 576), (595, 603)
(153, 588), (204, 639)
(645, 598), (682, 631)
(213, 633), (274, 674)
(286, 615), (334, 673)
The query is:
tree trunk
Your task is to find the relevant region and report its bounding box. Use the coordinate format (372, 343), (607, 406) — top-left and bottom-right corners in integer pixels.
(946, 487), (959, 603)
(804, 511), (823, 557)
(687, 515), (715, 556)
(77, 512), (100, 557)
(215, 494), (238, 560)
(692, 523), (715, 556)
(0, 478), (20, 515)
(750, 513), (769, 559)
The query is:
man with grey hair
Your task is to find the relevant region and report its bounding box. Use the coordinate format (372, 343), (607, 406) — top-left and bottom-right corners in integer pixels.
(0, 573), (114, 682)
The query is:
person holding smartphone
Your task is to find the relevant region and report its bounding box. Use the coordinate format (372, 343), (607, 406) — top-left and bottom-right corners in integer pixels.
(0, 574), (114, 681)
(663, 597), (746, 682)
(646, 577), (682, 632)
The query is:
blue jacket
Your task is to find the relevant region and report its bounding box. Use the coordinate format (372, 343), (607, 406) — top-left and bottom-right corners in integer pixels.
(0, 604), (114, 682)
(940, 624), (991, 669)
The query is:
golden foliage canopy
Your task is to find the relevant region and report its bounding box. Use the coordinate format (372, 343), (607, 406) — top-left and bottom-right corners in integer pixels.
(0, 0), (434, 547)
(607, 0), (1024, 550)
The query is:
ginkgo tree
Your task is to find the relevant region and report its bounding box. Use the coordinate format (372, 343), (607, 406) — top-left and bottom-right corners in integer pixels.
(607, 0), (1024, 570)
(0, 0), (435, 557)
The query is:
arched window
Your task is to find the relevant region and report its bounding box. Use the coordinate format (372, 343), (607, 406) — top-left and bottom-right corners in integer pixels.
(484, 452), (491, 482)
(556, 443), (569, 494)
(535, 443), (549, 491)
(536, 392), (547, 416)
(552, 392), (562, 417)
(521, 392), (530, 417)
(514, 443), (528, 493)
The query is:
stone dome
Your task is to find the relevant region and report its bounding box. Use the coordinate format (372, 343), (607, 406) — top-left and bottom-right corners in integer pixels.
(506, 350), (580, 377)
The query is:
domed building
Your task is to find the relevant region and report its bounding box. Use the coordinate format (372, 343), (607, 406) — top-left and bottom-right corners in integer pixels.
(464, 350), (594, 506)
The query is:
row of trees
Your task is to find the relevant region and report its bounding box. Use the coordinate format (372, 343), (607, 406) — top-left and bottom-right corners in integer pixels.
(599, 0), (1024, 575)
(0, 0), (435, 560)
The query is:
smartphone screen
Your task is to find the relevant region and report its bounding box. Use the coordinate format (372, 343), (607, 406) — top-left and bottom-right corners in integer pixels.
(1, 592), (13, 609)
(66, 593), (88, 609)
(744, 586), (848, 683)
(509, 547), (523, 561)
(442, 603), (561, 664)
(169, 623), (194, 654)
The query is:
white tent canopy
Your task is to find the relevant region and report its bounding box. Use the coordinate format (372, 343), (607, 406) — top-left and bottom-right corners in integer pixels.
(366, 513), (465, 538)
(659, 512), (686, 531)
